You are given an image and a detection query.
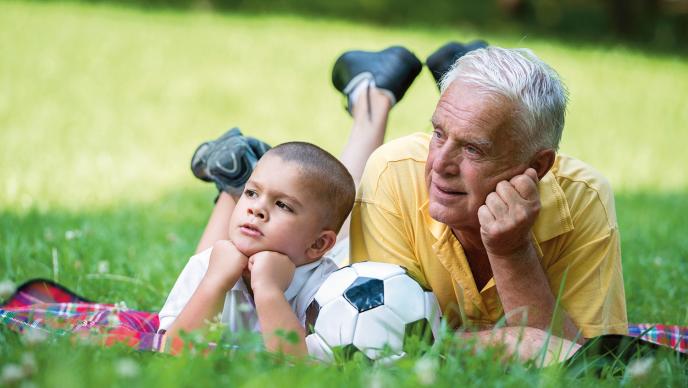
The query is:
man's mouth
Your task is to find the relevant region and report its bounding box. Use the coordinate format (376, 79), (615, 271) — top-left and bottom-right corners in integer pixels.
(432, 181), (467, 196)
(239, 223), (263, 237)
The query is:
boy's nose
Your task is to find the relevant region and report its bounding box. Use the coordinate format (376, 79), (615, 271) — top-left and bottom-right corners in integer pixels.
(248, 206), (267, 220)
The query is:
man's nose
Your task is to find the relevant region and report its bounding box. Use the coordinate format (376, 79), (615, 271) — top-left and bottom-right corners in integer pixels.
(433, 144), (460, 176)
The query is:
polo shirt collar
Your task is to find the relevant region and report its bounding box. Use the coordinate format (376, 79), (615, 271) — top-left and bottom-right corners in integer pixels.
(284, 259), (322, 301)
(420, 200), (445, 241)
(532, 169), (573, 243)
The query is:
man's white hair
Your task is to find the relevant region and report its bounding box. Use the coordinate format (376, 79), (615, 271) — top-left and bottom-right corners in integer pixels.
(439, 47), (568, 157)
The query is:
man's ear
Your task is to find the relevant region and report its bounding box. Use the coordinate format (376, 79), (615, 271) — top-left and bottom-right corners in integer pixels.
(529, 149), (556, 180)
(305, 230), (338, 260)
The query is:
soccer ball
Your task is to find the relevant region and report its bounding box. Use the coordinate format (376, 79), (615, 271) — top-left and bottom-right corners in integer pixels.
(305, 261), (441, 362)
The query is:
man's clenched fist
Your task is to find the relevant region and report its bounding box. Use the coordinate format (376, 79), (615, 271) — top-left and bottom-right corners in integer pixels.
(477, 168), (541, 257)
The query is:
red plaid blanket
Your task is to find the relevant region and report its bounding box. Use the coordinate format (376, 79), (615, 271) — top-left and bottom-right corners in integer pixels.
(1, 279), (686, 354)
(1, 279), (165, 351)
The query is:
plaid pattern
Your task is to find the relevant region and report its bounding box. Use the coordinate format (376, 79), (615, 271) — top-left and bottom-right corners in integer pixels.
(628, 323), (687, 353)
(1, 279), (686, 354)
(0, 279), (165, 351)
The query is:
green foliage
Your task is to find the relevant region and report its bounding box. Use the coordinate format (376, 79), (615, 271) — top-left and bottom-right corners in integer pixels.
(31, 0), (688, 49)
(1, 1), (687, 386)
(2, 327), (683, 387)
(617, 192), (688, 324)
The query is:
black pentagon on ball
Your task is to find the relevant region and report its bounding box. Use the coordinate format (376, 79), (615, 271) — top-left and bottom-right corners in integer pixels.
(304, 299), (320, 335)
(343, 277), (384, 313)
(403, 318), (435, 353)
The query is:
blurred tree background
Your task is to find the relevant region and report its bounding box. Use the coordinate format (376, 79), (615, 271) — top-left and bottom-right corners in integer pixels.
(48, 0), (688, 50)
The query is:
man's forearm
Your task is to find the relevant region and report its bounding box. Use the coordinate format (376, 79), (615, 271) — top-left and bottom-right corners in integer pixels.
(254, 288), (307, 356)
(488, 242), (582, 342)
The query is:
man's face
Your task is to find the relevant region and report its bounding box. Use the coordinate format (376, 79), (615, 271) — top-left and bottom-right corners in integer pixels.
(228, 154), (326, 266)
(425, 80), (529, 232)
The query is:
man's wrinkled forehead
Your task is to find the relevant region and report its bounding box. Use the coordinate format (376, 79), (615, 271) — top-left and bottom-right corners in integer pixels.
(433, 82), (511, 135)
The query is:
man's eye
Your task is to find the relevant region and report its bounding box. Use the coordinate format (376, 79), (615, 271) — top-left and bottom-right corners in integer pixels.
(465, 145), (480, 155)
(432, 129), (442, 139)
(276, 201), (293, 212)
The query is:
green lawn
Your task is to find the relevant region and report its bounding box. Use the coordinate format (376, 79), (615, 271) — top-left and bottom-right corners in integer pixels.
(1, 1), (687, 386)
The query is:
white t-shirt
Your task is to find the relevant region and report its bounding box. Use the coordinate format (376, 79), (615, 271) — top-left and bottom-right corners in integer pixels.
(158, 239), (348, 332)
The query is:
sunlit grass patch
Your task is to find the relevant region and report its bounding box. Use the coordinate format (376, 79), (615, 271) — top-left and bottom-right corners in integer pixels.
(2, 1), (688, 209)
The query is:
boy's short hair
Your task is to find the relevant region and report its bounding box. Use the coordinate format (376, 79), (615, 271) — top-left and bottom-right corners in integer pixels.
(266, 142), (355, 232)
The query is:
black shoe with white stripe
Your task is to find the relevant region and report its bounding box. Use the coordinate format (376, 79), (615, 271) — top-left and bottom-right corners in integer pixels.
(332, 46), (422, 114)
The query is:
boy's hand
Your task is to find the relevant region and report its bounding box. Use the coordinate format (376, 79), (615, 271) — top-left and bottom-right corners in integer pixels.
(166, 240), (247, 346)
(249, 251), (295, 294)
(206, 240), (249, 290)
(249, 251), (306, 356)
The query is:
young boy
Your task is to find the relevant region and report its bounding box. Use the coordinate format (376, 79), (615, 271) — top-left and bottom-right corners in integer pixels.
(159, 140), (355, 355)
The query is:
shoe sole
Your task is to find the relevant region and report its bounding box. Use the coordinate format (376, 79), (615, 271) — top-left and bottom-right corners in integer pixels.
(332, 46), (422, 107)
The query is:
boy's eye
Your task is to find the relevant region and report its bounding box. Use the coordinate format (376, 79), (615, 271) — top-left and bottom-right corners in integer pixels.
(244, 189), (257, 198)
(276, 201), (293, 212)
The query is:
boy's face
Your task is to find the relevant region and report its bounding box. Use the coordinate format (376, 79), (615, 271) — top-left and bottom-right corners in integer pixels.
(228, 154), (331, 266)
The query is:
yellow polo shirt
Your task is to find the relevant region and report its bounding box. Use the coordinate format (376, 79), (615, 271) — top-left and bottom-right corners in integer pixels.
(349, 132), (627, 338)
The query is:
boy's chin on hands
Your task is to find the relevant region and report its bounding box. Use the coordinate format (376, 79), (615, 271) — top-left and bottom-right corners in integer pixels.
(248, 251), (296, 293)
(232, 241), (258, 259)
(242, 250), (297, 289)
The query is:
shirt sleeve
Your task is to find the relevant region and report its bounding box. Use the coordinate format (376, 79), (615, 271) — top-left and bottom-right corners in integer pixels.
(349, 154), (426, 286)
(543, 182), (627, 338)
(157, 248), (211, 331)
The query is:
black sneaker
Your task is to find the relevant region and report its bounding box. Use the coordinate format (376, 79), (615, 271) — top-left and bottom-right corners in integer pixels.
(190, 128), (271, 196)
(332, 46), (422, 114)
(426, 40), (488, 90)
(191, 127), (242, 182)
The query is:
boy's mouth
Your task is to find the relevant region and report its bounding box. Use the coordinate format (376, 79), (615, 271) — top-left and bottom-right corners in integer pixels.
(239, 223), (263, 237)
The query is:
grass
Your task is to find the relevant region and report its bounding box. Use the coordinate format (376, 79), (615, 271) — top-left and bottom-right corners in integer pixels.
(1, 0), (687, 386)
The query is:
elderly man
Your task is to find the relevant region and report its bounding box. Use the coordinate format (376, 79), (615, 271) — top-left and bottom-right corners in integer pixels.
(332, 43), (627, 347)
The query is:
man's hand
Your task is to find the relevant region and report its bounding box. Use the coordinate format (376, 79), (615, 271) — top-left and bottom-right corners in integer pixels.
(206, 240), (249, 290)
(461, 327), (581, 366)
(477, 168), (541, 257)
(249, 251), (295, 295)
(475, 168), (582, 341)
